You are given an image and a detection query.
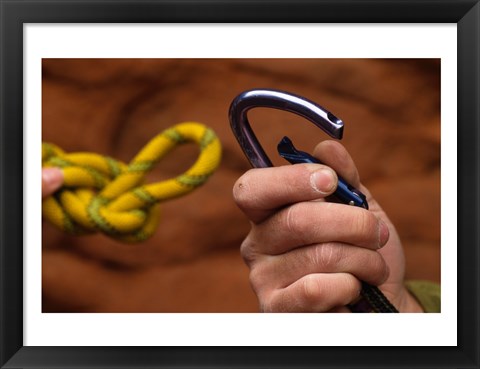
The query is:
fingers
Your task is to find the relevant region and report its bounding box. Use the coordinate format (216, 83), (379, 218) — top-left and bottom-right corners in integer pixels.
(260, 273), (361, 312)
(233, 140), (397, 313)
(245, 201), (389, 255)
(233, 164), (337, 223)
(250, 243), (389, 290)
(42, 167), (63, 198)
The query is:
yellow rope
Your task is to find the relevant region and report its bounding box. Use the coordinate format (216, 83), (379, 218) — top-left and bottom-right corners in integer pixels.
(42, 122), (222, 243)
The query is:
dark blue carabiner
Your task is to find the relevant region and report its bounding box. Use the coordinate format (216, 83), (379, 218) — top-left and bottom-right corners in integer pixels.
(229, 88), (368, 210)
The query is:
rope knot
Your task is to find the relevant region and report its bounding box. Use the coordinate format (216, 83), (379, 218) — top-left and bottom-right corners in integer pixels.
(42, 122), (222, 242)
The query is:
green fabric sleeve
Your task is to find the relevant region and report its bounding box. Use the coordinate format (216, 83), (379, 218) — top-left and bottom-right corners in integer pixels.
(405, 280), (441, 313)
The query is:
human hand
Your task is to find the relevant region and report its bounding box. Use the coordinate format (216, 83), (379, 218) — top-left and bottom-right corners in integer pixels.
(42, 167), (63, 198)
(233, 140), (423, 313)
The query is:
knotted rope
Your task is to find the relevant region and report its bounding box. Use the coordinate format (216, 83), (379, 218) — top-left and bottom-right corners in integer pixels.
(42, 122), (222, 243)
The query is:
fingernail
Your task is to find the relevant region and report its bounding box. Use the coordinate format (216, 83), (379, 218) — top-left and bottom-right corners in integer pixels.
(378, 220), (390, 248)
(42, 167), (63, 189)
(310, 168), (335, 194)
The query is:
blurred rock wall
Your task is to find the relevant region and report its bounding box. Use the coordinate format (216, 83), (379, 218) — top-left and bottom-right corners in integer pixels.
(42, 59), (440, 312)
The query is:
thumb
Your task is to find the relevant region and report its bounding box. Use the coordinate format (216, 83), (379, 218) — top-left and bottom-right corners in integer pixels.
(42, 167), (63, 198)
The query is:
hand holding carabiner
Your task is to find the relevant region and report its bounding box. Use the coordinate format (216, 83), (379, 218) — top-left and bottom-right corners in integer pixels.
(230, 89), (423, 313)
(233, 137), (425, 313)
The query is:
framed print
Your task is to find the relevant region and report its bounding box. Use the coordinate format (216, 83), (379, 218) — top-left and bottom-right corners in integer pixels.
(1, 0), (479, 368)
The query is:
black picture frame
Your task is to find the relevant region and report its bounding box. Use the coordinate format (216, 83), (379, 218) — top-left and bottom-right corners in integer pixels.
(1, 1), (479, 368)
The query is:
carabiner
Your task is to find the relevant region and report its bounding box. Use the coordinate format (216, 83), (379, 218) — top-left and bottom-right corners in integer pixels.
(229, 88), (368, 209)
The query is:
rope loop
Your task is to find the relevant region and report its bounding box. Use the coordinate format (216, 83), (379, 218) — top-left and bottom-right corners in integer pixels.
(42, 122), (222, 242)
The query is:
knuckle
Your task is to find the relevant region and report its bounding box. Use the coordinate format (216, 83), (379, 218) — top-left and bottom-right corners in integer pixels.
(313, 243), (343, 270)
(239, 236), (258, 265)
(284, 205), (298, 233)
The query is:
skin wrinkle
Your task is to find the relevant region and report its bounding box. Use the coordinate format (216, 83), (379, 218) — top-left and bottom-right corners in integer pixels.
(239, 236), (255, 266)
(312, 243), (323, 271)
(316, 243), (337, 271)
(285, 205), (296, 241)
(303, 245), (335, 283)
(351, 210), (369, 247)
(319, 204), (373, 249)
(349, 207), (379, 250)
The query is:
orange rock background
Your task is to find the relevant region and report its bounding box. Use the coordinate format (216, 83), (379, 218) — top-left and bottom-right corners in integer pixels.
(42, 59), (440, 312)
